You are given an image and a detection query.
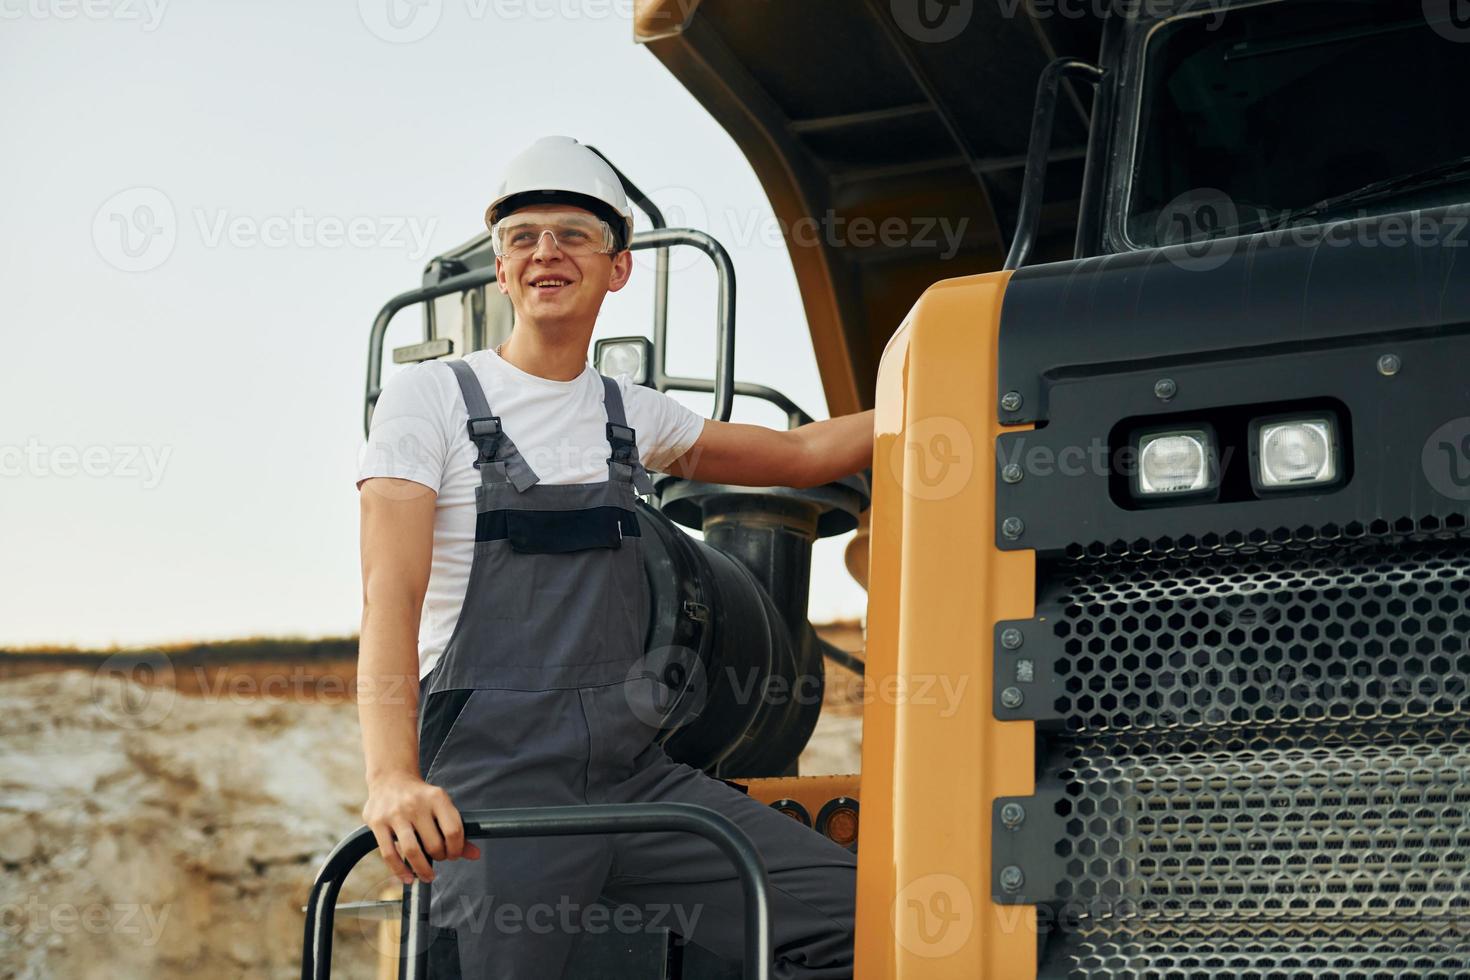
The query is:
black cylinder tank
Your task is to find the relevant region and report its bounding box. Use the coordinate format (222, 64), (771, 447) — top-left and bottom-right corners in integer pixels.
(634, 474), (867, 778)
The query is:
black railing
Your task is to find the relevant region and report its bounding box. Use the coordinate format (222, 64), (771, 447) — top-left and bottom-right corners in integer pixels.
(301, 802), (772, 980)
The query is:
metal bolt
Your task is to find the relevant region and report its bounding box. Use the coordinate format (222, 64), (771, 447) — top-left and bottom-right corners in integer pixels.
(1000, 627), (1024, 650)
(999, 865), (1025, 893)
(1001, 517), (1025, 540)
(1154, 378), (1177, 401)
(1001, 463), (1023, 484)
(1377, 353), (1401, 377)
(1000, 390), (1023, 413)
(1000, 803), (1026, 830)
(1000, 686), (1024, 709)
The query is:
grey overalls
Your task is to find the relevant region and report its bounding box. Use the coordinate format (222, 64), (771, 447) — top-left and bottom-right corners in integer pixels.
(416, 358), (858, 980)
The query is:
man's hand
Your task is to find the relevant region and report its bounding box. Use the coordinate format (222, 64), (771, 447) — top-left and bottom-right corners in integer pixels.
(664, 408), (875, 489)
(362, 771), (481, 884)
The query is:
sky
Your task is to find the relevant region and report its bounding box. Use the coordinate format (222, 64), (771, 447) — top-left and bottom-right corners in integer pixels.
(0, 0), (870, 648)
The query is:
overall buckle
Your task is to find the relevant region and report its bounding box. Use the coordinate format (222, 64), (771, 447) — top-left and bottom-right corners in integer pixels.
(467, 416), (503, 467)
(606, 421), (637, 464)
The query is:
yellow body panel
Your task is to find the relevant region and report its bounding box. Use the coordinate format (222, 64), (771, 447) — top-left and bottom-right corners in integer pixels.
(855, 271), (1038, 978)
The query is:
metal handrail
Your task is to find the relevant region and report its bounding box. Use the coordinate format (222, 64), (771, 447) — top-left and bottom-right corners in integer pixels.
(363, 264), (502, 435)
(300, 802), (771, 980)
(628, 228), (737, 425)
(1004, 57), (1106, 271)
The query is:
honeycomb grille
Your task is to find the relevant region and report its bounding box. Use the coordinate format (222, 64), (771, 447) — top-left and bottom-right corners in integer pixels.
(1049, 542), (1470, 734)
(1046, 726), (1470, 923)
(1052, 930), (1470, 979)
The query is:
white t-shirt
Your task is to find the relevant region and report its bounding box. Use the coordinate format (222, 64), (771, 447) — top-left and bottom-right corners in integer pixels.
(356, 347), (707, 679)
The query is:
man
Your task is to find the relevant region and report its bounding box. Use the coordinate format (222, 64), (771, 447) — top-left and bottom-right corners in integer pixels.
(356, 135), (875, 979)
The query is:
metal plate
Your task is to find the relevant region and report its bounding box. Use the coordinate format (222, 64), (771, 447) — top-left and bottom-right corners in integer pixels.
(994, 330), (1470, 555)
(997, 204), (1470, 426)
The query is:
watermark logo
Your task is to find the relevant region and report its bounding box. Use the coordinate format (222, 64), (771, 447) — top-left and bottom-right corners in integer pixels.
(93, 187), (176, 273)
(359, 0), (443, 43)
(623, 645), (706, 729)
(357, 412), (445, 501)
(1422, 417), (1470, 500)
(631, 185), (710, 274)
(891, 0), (972, 43)
(1155, 187), (1238, 272)
(91, 652), (177, 730)
(1425, 0), (1470, 43)
(892, 873), (973, 958)
(888, 415), (974, 501)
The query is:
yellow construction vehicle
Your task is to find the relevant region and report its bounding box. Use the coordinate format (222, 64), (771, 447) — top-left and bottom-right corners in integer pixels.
(304, 1), (1470, 976)
(639, 0), (1470, 977)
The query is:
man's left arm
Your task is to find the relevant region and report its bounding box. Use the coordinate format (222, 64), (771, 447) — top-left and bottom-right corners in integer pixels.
(662, 409), (875, 489)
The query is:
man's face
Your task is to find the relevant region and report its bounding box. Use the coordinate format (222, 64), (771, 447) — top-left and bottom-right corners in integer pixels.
(494, 203), (632, 327)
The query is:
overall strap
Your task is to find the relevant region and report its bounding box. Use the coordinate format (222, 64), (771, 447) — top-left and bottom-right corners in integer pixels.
(600, 375), (656, 495)
(445, 359), (540, 492)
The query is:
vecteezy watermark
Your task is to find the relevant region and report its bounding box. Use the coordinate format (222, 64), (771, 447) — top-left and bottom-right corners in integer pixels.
(358, 0), (442, 43)
(0, 439), (173, 488)
(91, 656), (402, 730)
(193, 207), (437, 258)
(1155, 188), (1470, 272)
(357, 0), (643, 43)
(0, 897), (172, 946)
(887, 415), (976, 502)
(626, 652), (972, 724)
(93, 187), (439, 272)
(716, 667), (970, 718)
(624, 645), (707, 729)
(0, 0), (169, 30)
(890, 0), (973, 43)
(892, 0), (1229, 42)
(92, 187), (177, 273)
(1424, 0), (1470, 43)
(728, 209), (970, 261)
(194, 667), (370, 706)
(997, 434), (1240, 482)
(443, 894), (702, 940)
(1422, 417), (1470, 501)
(892, 873), (974, 958)
(630, 192), (972, 275)
(996, 0), (1229, 30)
(1154, 187), (1240, 272)
(91, 652), (178, 729)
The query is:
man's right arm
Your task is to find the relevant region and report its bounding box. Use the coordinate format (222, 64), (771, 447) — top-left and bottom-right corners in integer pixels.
(358, 477), (480, 883)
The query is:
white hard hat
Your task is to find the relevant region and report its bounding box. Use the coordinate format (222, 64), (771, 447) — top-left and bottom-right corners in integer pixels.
(484, 136), (635, 249)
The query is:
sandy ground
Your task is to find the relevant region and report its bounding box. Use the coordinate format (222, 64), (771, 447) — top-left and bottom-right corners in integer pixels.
(0, 625), (864, 979)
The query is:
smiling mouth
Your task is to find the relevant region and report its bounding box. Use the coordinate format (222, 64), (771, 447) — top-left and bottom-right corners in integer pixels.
(530, 278), (573, 290)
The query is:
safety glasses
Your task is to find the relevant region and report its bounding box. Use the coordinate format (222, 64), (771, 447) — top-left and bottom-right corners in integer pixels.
(490, 210), (618, 258)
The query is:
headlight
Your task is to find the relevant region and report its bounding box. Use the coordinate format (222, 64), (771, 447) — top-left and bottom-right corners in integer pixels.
(1134, 427), (1219, 498)
(1252, 414), (1341, 490)
(593, 336), (652, 385)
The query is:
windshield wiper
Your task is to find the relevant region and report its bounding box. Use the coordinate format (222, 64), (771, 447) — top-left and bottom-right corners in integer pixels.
(1269, 154), (1470, 229)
